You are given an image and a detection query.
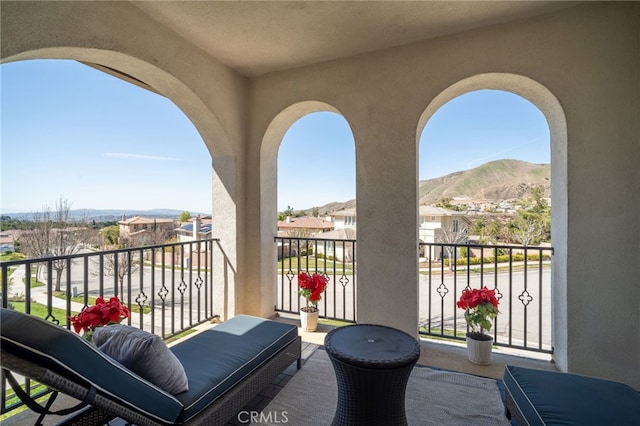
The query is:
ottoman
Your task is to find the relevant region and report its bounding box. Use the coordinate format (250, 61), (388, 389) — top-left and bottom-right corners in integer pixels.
(325, 324), (421, 426)
(503, 365), (640, 425)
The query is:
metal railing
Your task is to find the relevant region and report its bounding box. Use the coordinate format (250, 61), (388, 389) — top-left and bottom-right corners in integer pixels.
(0, 238), (220, 416)
(419, 242), (554, 353)
(275, 236), (357, 323)
(275, 237), (553, 354)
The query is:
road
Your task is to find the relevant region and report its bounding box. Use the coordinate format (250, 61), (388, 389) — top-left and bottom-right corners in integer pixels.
(277, 266), (552, 349)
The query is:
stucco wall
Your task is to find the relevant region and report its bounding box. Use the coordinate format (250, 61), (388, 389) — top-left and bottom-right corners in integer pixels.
(2, 1), (638, 387)
(250, 2), (639, 387)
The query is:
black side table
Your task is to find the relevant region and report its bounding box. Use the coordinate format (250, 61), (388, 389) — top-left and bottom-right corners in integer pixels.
(324, 324), (421, 426)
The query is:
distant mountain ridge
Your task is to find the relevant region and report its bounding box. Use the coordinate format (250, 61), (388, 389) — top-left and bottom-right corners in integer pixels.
(307, 159), (550, 215)
(5, 160), (549, 220)
(4, 208), (208, 221)
(418, 159), (550, 205)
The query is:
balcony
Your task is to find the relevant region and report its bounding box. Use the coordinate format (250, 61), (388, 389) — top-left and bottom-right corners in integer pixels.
(1, 237), (555, 422)
(1, 1), (638, 420)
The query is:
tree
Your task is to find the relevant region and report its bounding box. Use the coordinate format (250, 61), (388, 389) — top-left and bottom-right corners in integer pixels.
(434, 198), (466, 212)
(434, 221), (469, 270)
(509, 212), (546, 246)
(18, 197), (89, 291)
(101, 225), (120, 246)
(278, 206), (295, 222)
(94, 245), (140, 296)
(179, 211), (191, 222)
(487, 220), (507, 244)
(509, 187), (550, 245)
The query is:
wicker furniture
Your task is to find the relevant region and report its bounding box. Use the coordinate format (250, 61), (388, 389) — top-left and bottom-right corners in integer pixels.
(1, 309), (301, 425)
(324, 324), (420, 426)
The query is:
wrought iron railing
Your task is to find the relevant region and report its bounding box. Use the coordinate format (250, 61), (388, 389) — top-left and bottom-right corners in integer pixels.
(419, 242), (554, 353)
(275, 236), (357, 323)
(0, 238), (219, 416)
(275, 237), (553, 354)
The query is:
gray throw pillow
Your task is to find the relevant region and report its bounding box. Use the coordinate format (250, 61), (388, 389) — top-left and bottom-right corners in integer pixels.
(93, 324), (189, 394)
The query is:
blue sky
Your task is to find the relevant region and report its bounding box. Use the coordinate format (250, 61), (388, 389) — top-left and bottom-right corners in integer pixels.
(1, 60), (549, 214)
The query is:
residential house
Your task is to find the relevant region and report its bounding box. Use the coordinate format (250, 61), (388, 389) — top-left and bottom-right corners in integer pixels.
(176, 215), (213, 243)
(3, 2), (637, 389)
(276, 216), (334, 238)
(313, 227), (356, 262)
(419, 205), (472, 260)
(276, 216), (334, 260)
(117, 215), (176, 246)
(331, 207), (357, 230)
(0, 230), (18, 253)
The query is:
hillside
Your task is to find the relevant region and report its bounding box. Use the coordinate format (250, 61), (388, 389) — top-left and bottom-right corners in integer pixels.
(418, 159), (550, 205)
(304, 159), (550, 214)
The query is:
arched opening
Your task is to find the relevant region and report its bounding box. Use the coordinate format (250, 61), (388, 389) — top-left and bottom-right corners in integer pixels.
(1, 48), (241, 320)
(1, 59), (212, 217)
(0, 52), (241, 331)
(260, 103), (357, 322)
(416, 74), (567, 363)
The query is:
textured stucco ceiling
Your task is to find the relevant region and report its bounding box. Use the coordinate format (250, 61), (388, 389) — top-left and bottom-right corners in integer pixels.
(131, 1), (579, 77)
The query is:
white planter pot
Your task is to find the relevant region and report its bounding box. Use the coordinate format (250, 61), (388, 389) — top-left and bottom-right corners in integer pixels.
(300, 308), (319, 332)
(466, 334), (493, 365)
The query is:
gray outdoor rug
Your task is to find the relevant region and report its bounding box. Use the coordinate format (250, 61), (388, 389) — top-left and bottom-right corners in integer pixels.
(263, 349), (510, 425)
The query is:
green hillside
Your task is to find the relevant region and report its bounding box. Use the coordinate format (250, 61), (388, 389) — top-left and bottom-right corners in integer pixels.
(418, 159), (550, 204)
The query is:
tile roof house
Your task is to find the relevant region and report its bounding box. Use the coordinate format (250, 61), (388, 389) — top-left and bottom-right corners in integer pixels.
(276, 216), (334, 237)
(118, 215), (176, 245)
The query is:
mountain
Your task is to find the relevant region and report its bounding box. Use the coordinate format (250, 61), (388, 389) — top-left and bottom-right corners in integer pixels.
(418, 159), (550, 205)
(303, 159), (550, 215)
(4, 208), (208, 222)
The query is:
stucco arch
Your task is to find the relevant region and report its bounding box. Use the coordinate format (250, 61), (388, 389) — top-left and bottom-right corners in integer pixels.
(260, 100), (350, 227)
(2, 49), (244, 321)
(417, 72), (568, 367)
(258, 101), (353, 316)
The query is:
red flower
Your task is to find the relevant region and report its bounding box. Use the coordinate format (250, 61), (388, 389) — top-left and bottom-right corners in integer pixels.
(457, 287), (500, 334)
(69, 296), (130, 337)
(298, 272), (328, 307)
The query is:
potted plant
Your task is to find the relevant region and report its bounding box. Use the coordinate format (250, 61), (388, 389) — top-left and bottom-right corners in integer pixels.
(457, 286), (500, 365)
(298, 272), (328, 332)
(69, 296), (130, 343)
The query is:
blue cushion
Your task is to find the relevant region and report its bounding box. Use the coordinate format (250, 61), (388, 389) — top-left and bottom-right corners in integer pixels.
(504, 365), (640, 426)
(171, 315), (298, 423)
(0, 308), (183, 424)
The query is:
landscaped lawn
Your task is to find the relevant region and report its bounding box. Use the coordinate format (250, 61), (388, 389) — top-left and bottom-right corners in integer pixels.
(9, 301), (77, 321)
(277, 256), (354, 275)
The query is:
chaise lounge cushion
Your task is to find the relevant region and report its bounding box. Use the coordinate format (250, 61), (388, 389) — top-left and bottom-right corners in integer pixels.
(504, 365), (640, 425)
(171, 315), (299, 423)
(1, 309), (300, 425)
(0, 308), (183, 424)
(93, 324), (189, 395)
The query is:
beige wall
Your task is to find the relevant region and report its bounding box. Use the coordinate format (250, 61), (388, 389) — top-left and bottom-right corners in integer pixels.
(2, 2), (638, 388)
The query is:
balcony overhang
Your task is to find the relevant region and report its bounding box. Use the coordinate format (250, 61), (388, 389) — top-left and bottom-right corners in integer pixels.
(130, 1), (581, 77)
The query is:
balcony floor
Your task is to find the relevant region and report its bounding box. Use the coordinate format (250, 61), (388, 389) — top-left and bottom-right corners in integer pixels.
(4, 316), (557, 426)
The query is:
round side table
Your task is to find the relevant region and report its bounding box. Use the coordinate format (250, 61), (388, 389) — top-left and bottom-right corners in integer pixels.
(324, 324), (421, 426)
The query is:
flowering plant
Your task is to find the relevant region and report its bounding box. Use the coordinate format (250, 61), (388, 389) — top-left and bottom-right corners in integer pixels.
(457, 287), (499, 338)
(69, 296), (130, 342)
(298, 272), (328, 313)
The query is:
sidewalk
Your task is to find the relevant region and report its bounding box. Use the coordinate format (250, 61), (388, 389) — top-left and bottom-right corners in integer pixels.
(7, 265), (86, 312)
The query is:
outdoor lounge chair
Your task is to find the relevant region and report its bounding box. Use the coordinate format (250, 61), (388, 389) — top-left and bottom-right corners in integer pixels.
(0, 308), (301, 425)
